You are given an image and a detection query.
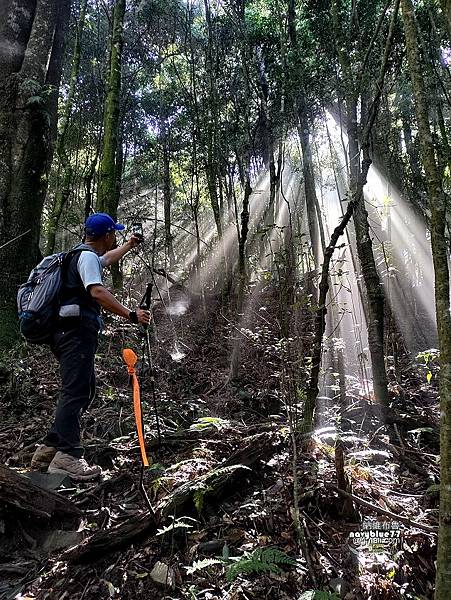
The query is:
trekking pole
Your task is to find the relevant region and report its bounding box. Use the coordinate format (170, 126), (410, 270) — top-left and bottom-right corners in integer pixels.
(139, 281), (162, 448)
(122, 348), (155, 517)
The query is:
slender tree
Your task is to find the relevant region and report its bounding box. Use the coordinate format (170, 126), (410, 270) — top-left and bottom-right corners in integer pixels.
(97, 0), (126, 288)
(98, 0), (126, 216)
(203, 0), (222, 239)
(286, 0), (321, 269)
(229, 1), (254, 380)
(161, 117), (175, 266)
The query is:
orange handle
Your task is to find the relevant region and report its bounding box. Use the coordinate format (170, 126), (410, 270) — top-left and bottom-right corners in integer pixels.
(123, 348), (137, 373)
(122, 349), (149, 466)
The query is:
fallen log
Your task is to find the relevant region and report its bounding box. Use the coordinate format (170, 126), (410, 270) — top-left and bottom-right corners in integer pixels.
(65, 432), (276, 563)
(146, 428), (214, 450)
(159, 463), (250, 519)
(222, 432), (275, 468)
(0, 465), (81, 520)
(65, 511), (156, 563)
(159, 432), (275, 518)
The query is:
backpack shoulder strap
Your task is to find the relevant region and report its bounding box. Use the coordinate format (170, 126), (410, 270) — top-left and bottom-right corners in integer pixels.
(60, 245), (98, 284)
(62, 244), (96, 266)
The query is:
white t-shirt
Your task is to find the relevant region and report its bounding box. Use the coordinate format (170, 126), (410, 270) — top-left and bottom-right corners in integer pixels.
(77, 251), (106, 290)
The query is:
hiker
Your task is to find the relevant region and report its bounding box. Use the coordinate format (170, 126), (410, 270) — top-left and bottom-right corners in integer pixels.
(30, 213), (151, 480)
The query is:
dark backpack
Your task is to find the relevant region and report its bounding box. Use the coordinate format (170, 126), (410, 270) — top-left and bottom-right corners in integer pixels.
(17, 248), (90, 344)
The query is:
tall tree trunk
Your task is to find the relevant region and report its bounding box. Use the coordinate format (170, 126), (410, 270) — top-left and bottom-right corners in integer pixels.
(97, 0), (125, 289)
(46, 0), (88, 254)
(203, 0), (222, 239)
(348, 95), (389, 411)
(229, 1), (253, 381)
(0, 0), (70, 348)
(84, 155), (98, 220)
(399, 92), (422, 184)
(255, 48), (279, 257)
(161, 120), (175, 266)
(187, 18), (203, 278)
(97, 0), (125, 214)
(401, 2), (451, 597)
(298, 108), (321, 269)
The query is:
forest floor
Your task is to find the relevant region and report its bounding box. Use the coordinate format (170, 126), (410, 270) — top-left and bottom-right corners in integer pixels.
(0, 284), (441, 600)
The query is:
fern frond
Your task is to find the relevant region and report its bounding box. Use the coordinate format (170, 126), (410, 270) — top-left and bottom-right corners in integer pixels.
(185, 558), (223, 575)
(227, 558), (280, 582)
(226, 546), (294, 582)
(257, 548), (296, 566)
(156, 517), (194, 537)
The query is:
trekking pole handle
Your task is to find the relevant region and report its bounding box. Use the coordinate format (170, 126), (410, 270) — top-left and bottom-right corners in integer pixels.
(139, 282), (153, 311)
(137, 282), (153, 332)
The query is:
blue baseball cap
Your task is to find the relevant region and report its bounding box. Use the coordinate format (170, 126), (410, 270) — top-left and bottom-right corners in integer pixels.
(85, 213), (125, 237)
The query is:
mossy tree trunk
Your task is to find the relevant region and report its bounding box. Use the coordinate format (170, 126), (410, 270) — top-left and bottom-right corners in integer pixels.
(0, 0), (70, 348)
(401, 1), (451, 597)
(97, 0), (125, 288)
(46, 0), (88, 255)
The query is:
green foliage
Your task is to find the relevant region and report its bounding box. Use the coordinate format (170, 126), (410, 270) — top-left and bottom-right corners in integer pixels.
(189, 417), (230, 431)
(193, 485), (211, 513)
(20, 78), (41, 96)
(416, 349), (440, 384)
(226, 547), (295, 582)
(26, 95), (45, 107)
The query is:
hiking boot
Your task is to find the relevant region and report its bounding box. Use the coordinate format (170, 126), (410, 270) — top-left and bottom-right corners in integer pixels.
(48, 451), (102, 481)
(30, 444), (57, 471)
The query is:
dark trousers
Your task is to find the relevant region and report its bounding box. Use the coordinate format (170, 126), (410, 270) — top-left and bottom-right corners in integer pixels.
(44, 319), (99, 458)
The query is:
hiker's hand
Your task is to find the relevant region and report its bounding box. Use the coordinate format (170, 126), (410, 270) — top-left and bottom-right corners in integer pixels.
(129, 233), (143, 248)
(136, 308), (151, 325)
